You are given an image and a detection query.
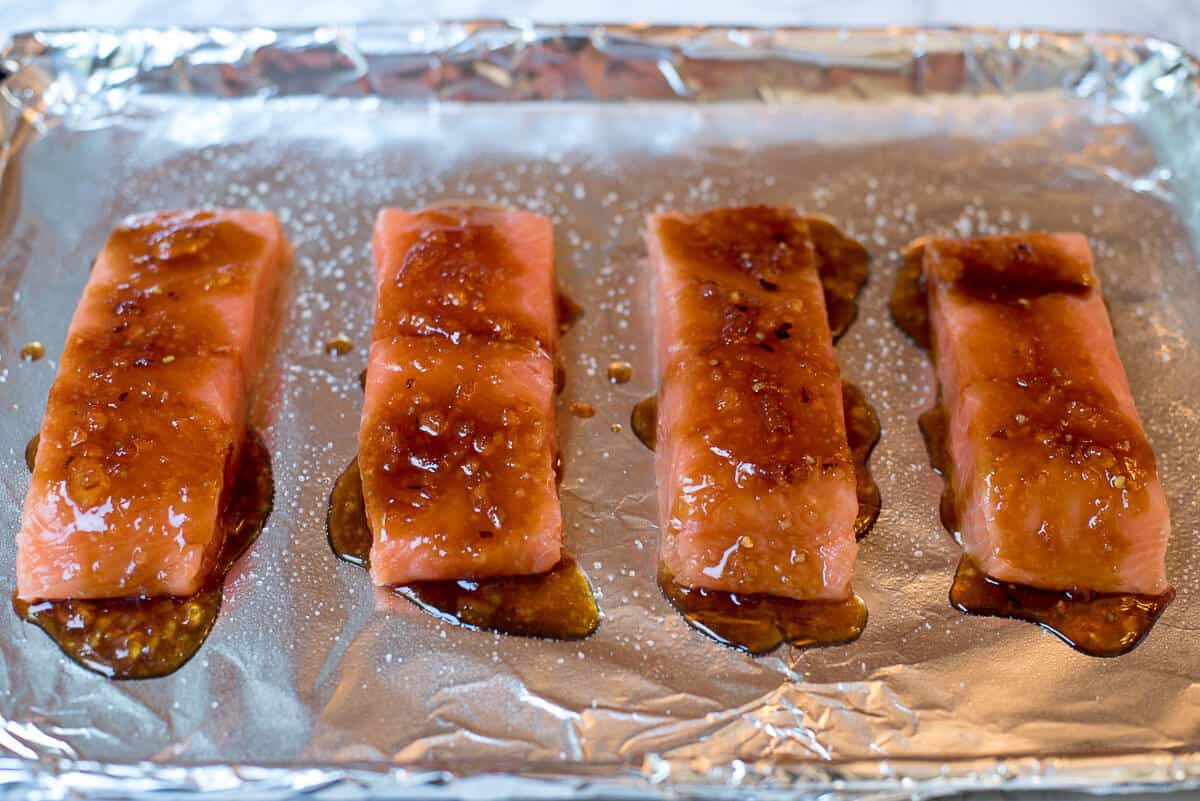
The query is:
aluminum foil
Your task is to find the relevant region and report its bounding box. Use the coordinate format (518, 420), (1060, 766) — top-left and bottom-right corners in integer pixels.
(0, 22), (1199, 801)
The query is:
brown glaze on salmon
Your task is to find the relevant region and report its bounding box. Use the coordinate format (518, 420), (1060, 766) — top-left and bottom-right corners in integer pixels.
(360, 337), (561, 585)
(658, 380), (880, 653)
(15, 429), (274, 678)
(893, 228), (1173, 656)
(648, 207), (864, 602)
(17, 210), (292, 601)
(917, 233), (1170, 596)
(359, 207), (566, 586)
(371, 207), (556, 352)
(327, 457), (597, 640)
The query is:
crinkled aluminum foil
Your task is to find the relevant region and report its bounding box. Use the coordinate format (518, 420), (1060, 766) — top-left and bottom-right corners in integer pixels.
(0, 22), (1199, 801)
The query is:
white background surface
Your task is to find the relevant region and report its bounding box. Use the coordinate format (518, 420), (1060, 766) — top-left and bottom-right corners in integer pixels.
(2, 1), (1198, 800)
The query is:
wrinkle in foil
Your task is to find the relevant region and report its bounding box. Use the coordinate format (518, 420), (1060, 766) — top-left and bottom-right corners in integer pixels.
(0, 21), (1198, 801)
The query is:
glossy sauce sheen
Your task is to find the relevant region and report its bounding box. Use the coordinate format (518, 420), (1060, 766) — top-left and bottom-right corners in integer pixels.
(343, 206), (598, 637)
(647, 208), (876, 651)
(893, 237), (1173, 656)
(16, 210), (290, 601)
(636, 384), (879, 535)
(658, 382), (879, 653)
(363, 207), (563, 586)
(650, 208), (868, 600)
(327, 458), (598, 640)
(360, 337), (562, 584)
(14, 431), (273, 678)
(372, 208), (557, 349)
(949, 556), (1172, 658)
(916, 404), (1173, 656)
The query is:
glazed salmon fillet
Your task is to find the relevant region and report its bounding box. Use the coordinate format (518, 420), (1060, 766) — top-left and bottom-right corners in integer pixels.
(361, 338), (561, 585)
(363, 207), (561, 585)
(17, 210), (293, 600)
(372, 207), (556, 351)
(648, 207), (858, 601)
(922, 233), (1171, 595)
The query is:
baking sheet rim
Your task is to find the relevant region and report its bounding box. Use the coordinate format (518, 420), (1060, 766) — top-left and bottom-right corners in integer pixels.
(0, 19), (1198, 800)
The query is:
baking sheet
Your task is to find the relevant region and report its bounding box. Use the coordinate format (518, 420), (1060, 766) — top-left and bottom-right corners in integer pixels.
(0, 22), (1199, 801)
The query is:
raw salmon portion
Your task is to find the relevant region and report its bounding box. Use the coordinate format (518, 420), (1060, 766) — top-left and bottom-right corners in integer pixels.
(648, 207), (858, 600)
(360, 337), (561, 585)
(18, 210), (293, 600)
(923, 233), (1170, 595)
(363, 206), (562, 585)
(372, 207), (556, 351)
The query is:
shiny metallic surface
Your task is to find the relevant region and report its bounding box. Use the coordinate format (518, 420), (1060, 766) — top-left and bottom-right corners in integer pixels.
(0, 22), (1198, 800)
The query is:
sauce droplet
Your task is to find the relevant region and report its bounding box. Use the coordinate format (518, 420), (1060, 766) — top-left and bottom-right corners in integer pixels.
(556, 292), (583, 335)
(326, 457), (372, 568)
(630, 395), (658, 451)
(19, 342), (45, 362)
(24, 433), (39, 472)
(324, 335), (353, 357)
(606, 361), (633, 384)
(569, 401), (595, 419)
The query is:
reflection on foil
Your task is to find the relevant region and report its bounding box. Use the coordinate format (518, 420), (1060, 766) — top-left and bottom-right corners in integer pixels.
(0, 21), (1198, 801)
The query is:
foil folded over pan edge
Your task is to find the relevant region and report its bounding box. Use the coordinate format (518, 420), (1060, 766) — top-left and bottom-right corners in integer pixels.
(0, 21), (1198, 801)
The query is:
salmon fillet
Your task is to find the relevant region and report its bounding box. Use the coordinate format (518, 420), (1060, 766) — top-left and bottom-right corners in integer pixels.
(923, 233), (1171, 595)
(363, 207), (562, 585)
(372, 207), (556, 351)
(17, 210), (293, 600)
(361, 338), (561, 585)
(649, 207), (858, 601)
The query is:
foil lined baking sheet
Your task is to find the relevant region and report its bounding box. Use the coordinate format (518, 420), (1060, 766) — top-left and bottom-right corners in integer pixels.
(0, 22), (1199, 801)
